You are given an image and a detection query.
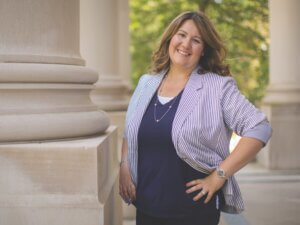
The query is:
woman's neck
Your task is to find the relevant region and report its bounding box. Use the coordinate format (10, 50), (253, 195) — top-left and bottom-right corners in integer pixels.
(167, 65), (194, 81)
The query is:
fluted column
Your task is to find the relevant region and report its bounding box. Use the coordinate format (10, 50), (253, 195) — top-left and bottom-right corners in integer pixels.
(80, 0), (131, 111)
(259, 0), (300, 169)
(0, 0), (109, 142)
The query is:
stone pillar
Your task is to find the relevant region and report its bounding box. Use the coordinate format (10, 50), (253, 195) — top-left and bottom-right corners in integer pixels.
(80, 0), (131, 111)
(0, 0), (109, 142)
(0, 0), (121, 224)
(80, 0), (134, 220)
(258, 0), (300, 169)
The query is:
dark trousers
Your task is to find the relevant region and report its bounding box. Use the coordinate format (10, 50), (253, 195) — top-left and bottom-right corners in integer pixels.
(136, 209), (220, 225)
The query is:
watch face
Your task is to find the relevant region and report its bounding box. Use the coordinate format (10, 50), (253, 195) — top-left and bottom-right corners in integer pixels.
(217, 169), (226, 177)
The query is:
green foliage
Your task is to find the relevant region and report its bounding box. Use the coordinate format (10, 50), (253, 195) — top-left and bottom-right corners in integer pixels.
(129, 0), (269, 105)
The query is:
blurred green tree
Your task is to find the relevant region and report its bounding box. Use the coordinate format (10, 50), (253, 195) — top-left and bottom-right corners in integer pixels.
(130, 0), (269, 104)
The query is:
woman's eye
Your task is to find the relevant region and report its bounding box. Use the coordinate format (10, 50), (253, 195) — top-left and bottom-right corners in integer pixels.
(193, 39), (202, 44)
(178, 33), (185, 37)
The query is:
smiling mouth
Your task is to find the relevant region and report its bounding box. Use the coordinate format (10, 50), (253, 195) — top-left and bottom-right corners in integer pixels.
(177, 49), (191, 56)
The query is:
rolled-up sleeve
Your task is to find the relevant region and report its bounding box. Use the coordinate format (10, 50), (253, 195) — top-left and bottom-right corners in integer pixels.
(242, 120), (272, 146)
(220, 77), (272, 146)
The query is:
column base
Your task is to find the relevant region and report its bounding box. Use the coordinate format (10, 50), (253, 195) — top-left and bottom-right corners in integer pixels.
(90, 76), (131, 111)
(0, 126), (122, 225)
(0, 62), (110, 142)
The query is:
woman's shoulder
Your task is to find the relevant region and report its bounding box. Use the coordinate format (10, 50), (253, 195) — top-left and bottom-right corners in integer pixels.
(135, 74), (153, 88)
(202, 72), (236, 88)
(202, 72), (234, 82)
(136, 72), (164, 88)
(139, 73), (153, 79)
(137, 73), (155, 84)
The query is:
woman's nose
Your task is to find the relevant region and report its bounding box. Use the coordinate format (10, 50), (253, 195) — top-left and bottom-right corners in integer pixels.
(181, 38), (191, 49)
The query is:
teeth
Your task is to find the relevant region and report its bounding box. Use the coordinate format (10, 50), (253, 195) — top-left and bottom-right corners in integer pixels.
(177, 49), (190, 56)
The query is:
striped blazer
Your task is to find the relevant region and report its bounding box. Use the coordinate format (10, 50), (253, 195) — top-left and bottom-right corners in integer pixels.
(124, 67), (272, 214)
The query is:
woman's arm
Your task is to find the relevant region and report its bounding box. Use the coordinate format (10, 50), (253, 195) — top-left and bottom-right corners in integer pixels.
(119, 75), (150, 204)
(186, 77), (272, 203)
(186, 137), (263, 203)
(218, 137), (263, 178)
(119, 138), (136, 204)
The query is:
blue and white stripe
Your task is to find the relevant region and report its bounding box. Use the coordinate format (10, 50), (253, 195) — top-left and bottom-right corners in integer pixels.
(124, 66), (272, 214)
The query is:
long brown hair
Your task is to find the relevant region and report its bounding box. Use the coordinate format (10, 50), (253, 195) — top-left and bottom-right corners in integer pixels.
(151, 11), (231, 76)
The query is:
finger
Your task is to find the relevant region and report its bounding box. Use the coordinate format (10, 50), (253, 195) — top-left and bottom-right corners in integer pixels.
(119, 186), (127, 200)
(204, 191), (214, 204)
(126, 183), (136, 202)
(186, 183), (203, 194)
(119, 191), (124, 200)
(129, 183), (136, 200)
(131, 184), (136, 201)
(186, 179), (202, 187)
(126, 185), (135, 205)
(193, 189), (207, 201)
(119, 189), (127, 202)
(119, 184), (123, 196)
(123, 186), (130, 201)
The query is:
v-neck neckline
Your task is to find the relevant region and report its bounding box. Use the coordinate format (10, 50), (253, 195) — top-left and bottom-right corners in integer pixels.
(156, 89), (184, 106)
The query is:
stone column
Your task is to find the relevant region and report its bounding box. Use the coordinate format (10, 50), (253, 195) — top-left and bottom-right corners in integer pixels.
(80, 0), (131, 111)
(0, 0), (109, 142)
(0, 0), (121, 224)
(80, 0), (133, 220)
(258, 0), (300, 169)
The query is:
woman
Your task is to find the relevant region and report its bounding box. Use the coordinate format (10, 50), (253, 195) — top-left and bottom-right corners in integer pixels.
(120, 11), (272, 225)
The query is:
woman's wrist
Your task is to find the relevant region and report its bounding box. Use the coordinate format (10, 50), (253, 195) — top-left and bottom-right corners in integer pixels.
(216, 167), (228, 180)
(120, 158), (128, 166)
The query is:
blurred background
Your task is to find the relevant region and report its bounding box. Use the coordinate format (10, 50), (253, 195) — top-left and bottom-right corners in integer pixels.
(130, 0), (269, 106)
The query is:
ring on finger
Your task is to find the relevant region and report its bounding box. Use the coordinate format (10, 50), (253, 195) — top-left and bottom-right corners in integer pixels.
(201, 190), (206, 195)
(126, 198), (132, 205)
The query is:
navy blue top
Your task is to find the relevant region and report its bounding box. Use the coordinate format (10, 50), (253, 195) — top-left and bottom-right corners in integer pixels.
(135, 89), (224, 218)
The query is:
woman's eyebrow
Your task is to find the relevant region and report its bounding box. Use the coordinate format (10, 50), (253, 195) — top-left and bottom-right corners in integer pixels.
(178, 29), (202, 39)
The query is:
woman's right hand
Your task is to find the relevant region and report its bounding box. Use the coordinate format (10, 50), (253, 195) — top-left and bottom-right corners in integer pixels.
(119, 160), (136, 205)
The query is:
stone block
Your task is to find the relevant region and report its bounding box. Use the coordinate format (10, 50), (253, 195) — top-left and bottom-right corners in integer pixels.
(0, 126), (122, 225)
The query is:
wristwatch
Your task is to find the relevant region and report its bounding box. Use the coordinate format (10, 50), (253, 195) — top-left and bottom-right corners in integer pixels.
(216, 167), (227, 179)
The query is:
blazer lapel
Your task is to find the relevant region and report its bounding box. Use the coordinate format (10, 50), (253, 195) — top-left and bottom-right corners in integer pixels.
(172, 69), (204, 150)
(132, 74), (164, 125)
(128, 72), (164, 149)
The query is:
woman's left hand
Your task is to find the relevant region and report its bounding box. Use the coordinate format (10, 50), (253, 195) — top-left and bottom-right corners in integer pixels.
(186, 170), (226, 203)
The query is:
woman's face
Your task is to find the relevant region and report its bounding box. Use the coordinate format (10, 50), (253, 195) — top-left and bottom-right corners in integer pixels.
(168, 19), (204, 71)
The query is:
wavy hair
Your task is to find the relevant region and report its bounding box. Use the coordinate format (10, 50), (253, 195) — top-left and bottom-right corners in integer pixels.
(151, 11), (231, 76)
